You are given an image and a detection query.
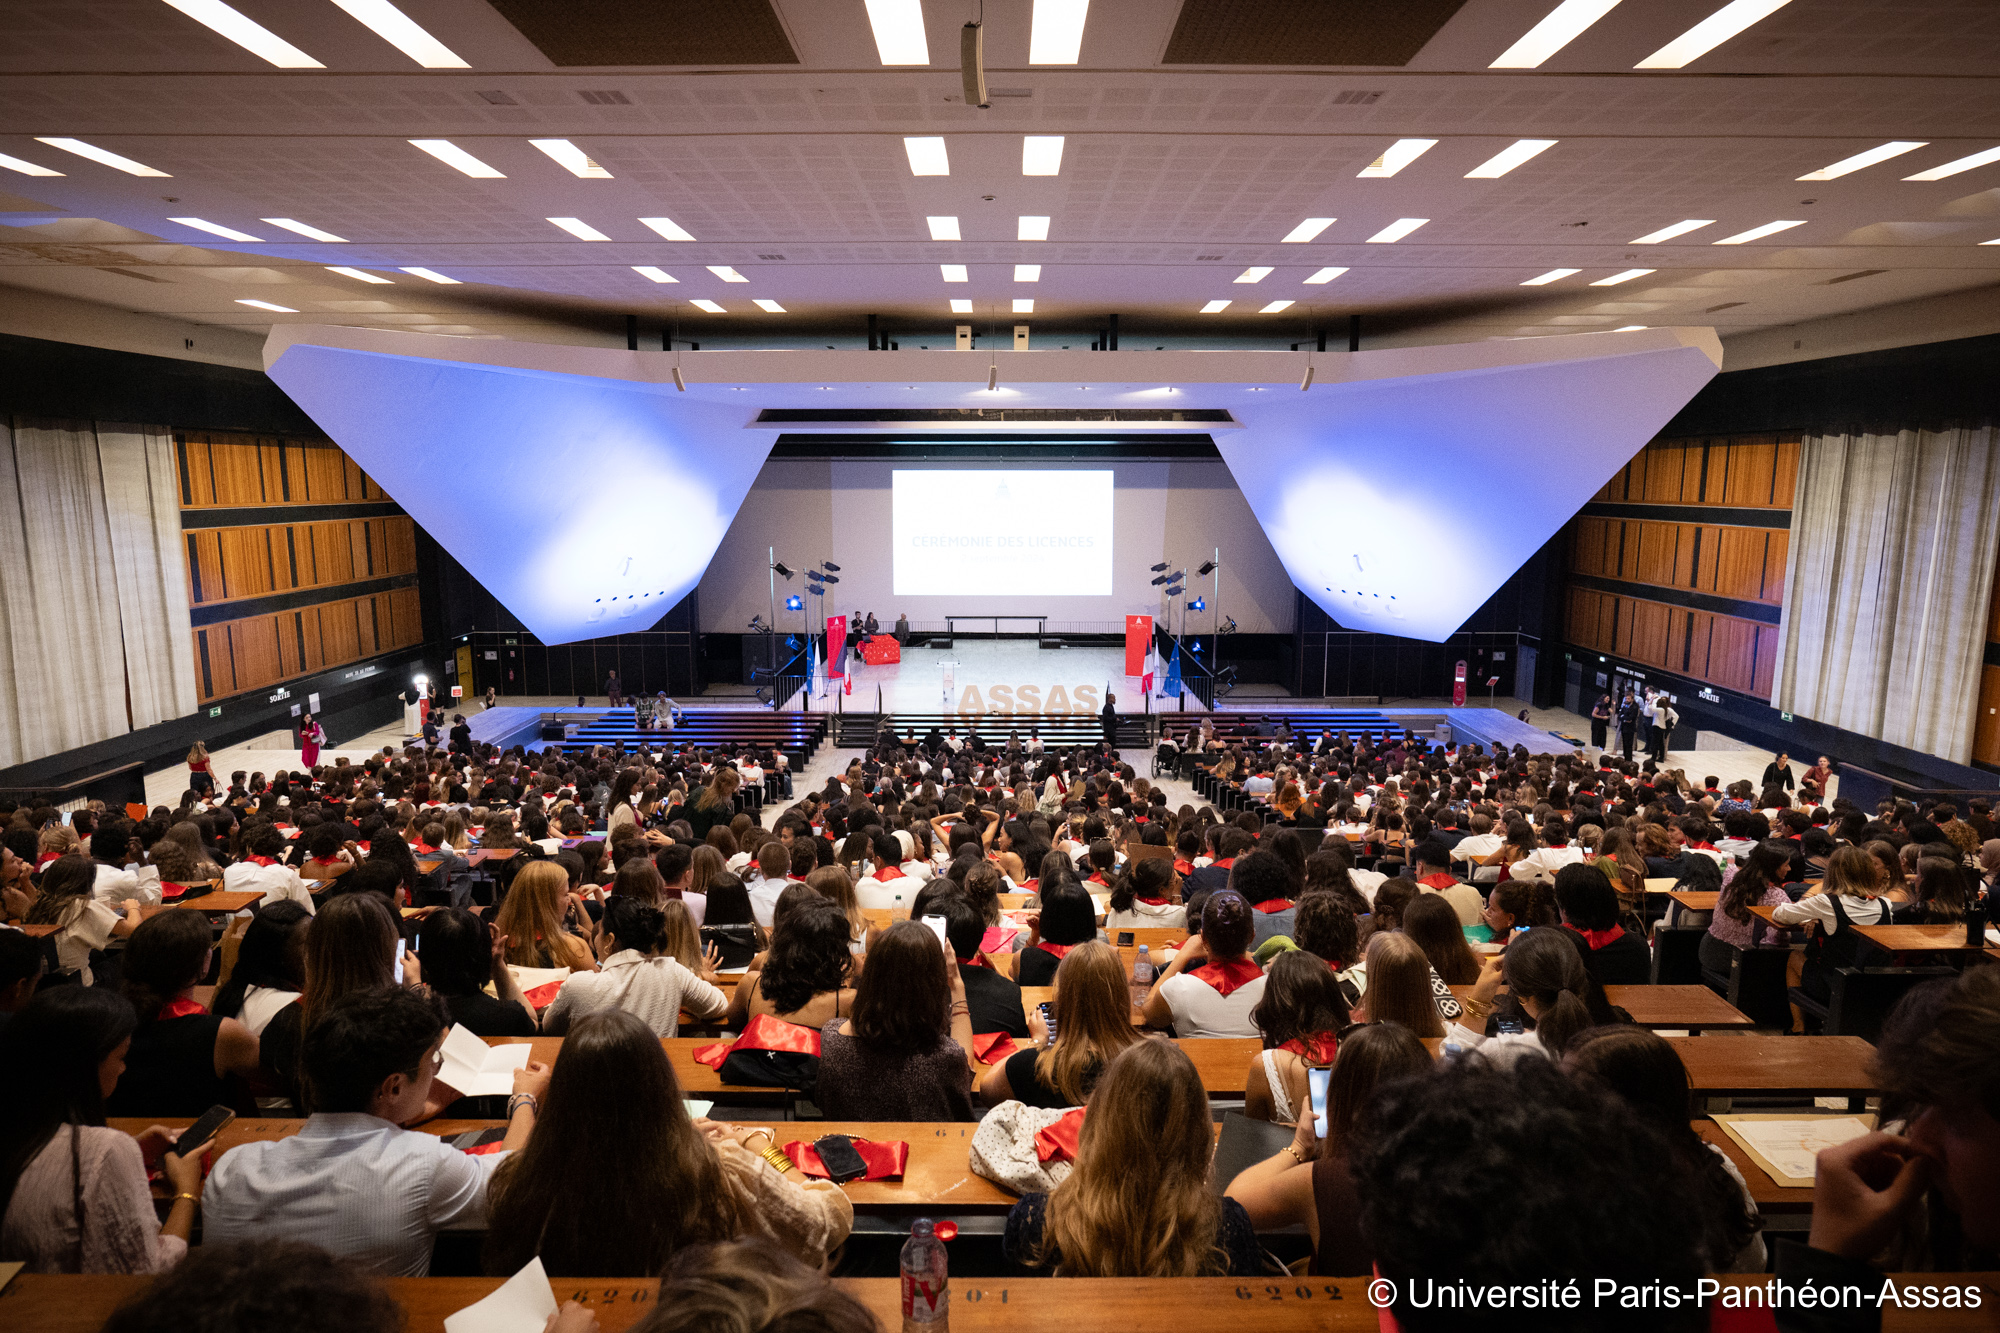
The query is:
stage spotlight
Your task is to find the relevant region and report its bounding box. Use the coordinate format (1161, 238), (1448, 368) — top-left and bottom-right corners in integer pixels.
(1150, 562), (1169, 572)
(1169, 570), (1184, 582)
(1190, 597), (1205, 611)
(1150, 575), (1168, 586)
(748, 615), (767, 632)
(1220, 616), (1238, 635)
(822, 562), (841, 571)
(786, 634), (801, 650)
(1195, 560), (1216, 577)
(1165, 585), (1183, 597)
(771, 561), (795, 578)
(785, 595), (803, 611)
(821, 574), (840, 584)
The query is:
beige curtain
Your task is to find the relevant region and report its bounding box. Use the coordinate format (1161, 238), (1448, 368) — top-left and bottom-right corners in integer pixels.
(0, 418), (197, 771)
(1773, 425), (2000, 765)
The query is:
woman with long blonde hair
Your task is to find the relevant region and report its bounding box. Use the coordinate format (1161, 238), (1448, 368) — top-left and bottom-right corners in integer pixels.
(1004, 1041), (1263, 1276)
(496, 860), (596, 972)
(805, 865), (867, 949)
(1352, 931), (1445, 1038)
(687, 844), (729, 901)
(978, 941), (1144, 1107)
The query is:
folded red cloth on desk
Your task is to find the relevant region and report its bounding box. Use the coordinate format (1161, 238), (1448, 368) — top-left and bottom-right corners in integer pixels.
(972, 1031), (1019, 1064)
(523, 981), (565, 1010)
(782, 1138), (909, 1181)
(1034, 1107), (1087, 1163)
(693, 1013), (822, 1069)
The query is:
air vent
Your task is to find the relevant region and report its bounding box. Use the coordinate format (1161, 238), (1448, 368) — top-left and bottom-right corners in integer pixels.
(578, 89), (632, 105)
(1705, 302), (1744, 312)
(756, 253), (786, 260)
(1820, 269), (1886, 285)
(1164, 0), (1470, 66)
(476, 90), (518, 105)
(1332, 90), (1383, 104)
(1196, 254), (1224, 261)
(989, 87), (1034, 98)
(486, 0), (800, 67)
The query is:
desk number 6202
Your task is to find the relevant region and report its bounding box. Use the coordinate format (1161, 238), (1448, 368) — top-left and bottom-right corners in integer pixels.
(1237, 1284), (1345, 1301)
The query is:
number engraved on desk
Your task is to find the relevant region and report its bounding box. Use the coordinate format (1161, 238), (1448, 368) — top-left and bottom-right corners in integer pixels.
(963, 1288), (1007, 1304)
(567, 1288), (651, 1305)
(1234, 1285), (1343, 1301)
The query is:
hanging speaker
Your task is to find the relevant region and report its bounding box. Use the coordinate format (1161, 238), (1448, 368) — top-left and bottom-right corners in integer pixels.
(962, 23), (988, 108)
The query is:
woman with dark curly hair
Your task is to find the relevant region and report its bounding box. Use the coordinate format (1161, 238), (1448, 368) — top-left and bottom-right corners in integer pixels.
(724, 896), (854, 1030)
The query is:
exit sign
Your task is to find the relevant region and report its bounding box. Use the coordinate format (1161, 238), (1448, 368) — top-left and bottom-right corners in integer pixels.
(208, 706), (221, 717)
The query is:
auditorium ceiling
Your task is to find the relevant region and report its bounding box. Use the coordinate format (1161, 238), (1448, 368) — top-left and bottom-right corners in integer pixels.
(1, 0), (1997, 355)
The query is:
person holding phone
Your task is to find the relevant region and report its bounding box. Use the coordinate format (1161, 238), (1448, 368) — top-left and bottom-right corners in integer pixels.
(979, 941), (1143, 1109)
(0, 988), (215, 1273)
(1227, 1022), (1432, 1276)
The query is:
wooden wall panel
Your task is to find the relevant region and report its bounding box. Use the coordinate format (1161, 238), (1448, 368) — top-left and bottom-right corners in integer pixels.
(193, 590), (425, 704)
(1752, 625), (1780, 699)
(1565, 585), (1779, 702)
(1974, 666), (2000, 770)
(178, 434), (387, 508)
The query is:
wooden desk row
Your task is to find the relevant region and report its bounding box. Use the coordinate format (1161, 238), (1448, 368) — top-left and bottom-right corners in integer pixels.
(1744, 903), (1991, 954)
(1446, 984), (1757, 1032)
(12, 1272), (1997, 1332)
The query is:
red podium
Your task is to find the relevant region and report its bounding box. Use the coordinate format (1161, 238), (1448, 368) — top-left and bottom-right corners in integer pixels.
(860, 635), (901, 665)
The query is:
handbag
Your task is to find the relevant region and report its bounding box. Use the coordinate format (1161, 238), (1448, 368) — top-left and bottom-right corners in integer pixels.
(693, 1014), (821, 1091)
(968, 1100), (1079, 1195)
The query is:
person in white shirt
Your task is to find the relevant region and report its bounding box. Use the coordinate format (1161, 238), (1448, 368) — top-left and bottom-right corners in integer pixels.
(1443, 928), (1596, 1065)
(87, 827), (160, 910)
(1142, 891), (1266, 1038)
(1507, 827), (1588, 886)
(853, 832), (920, 912)
(744, 841), (792, 929)
(202, 985), (550, 1276)
(540, 898), (725, 1038)
(222, 823), (316, 914)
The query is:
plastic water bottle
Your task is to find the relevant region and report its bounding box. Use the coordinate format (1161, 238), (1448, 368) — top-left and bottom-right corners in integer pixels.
(901, 1217), (949, 1331)
(890, 892), (910, 923)
(1130, 944), (1154, 1008)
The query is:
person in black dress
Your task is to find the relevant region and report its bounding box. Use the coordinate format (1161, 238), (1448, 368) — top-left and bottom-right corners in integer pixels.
(105, 910), (261, 1117)
(418, 909), (538, 1036)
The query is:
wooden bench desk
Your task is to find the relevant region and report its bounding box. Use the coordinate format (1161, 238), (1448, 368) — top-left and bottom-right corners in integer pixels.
(1693, 1121), (1814, 1218)
(10, 1274), (1997, 1333)
(1667, 1035), (1877, 1109)
(1020, 985), (1144, 1028)
(1854, 923), (1984, 953)
(141, 889), (262, 918)
(1447, 984), (1755, 1032)
(1668, 890), (1719, 912)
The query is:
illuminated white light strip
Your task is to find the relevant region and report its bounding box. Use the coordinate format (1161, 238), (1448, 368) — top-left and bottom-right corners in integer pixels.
(690, 299), (725, 313)
(1630, 219), (1713, 244)
(927, 216), (960, 241)
(1303, 266), (1348, 284)
(1366, 218), (1428, 243)
(707, 266), (748, 282)
(950, 298), (973, 312)
(327, 266), (391, 283)
(638, 217), (695, 241)
(169, 216), (261, 242)
(1490, 0), (1624, 68)
(1465, 139), (1558, 178)
(1260, 300), (1294, 313)
(0, 152), (62, 176)
(1028, 0), (1090, 64)
(329, 0), (468, 68)
(409, 139), (503, 178)
(632, 266), (677, 283)
(263, 217), (346, 242)
(1201, 300), (1231, 313)
(1022, 136), (1065, 176)
(1712, 220), (1805, 244)
(1613, 325), (1648, 331)
(1014, 264), (1041, 282)
(163, 0), (322, 67)
(1358, 139), (1435, 178)
(1282, 218), (1334, 242)
(1636, 0), (1795, 69)
(1590, 268), (1655, 285)
(35, 138), (170, 176)
(1797, 141), (1927, 181)
(548, 217), (611, 241)
(1234, 266), (1273, 283)
(530, 139), (612, 179)
(941, 264), (969, 282)
(1018, 215), (1050, 241)
(753, 299), (786, 312)
(1521, 267), (1581, 285)
(1012, 298), (1034, 313)
(236, 298), (296, 312)
(863, 0), (929, 64)
(903, 136), (949, 176)
(400, 267), (460, 283)
(1904, 146), (2000, 181)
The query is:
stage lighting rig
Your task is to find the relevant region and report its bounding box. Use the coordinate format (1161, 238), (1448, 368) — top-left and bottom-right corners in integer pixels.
(747, 615), (769, 633)
(785, 595), (803, 611)
(1195, 560), (1217, 577)
(1220, 616), (1238, 635)
(771, 561), (795, 579)
(1150, 562), (1170, 572)
(1150, 574), (1168, 587)
(822, 562), (840, 572)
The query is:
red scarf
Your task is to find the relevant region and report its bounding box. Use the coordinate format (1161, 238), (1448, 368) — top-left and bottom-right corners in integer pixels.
(1213, 857), (1235, 870)
(873, 864), (906, 882)
(1417, 872), (1458, 891)
(782, 1137), (909, 1182)
(1251, 899), (1294, 914)
(693, 1014), (822, 1068)
(1034, 1107), (1087, 1163)
(1279, 1030), (1340, 1065)
(971, 1031), (1020, 1064)
(1036, 941), (1075, 961)
(245, 855), (279, 868)
(1576, 925), (1626, 950)
(1085, 872), (1109, 886)
(1135, 896), (1170, 907)
(160, 997), (207, 1020)
(1173, 859), (1194, 876)
(1189, 957), (1263, 997)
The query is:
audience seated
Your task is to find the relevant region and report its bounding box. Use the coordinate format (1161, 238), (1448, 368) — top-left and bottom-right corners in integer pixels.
(98, 1239), (404, 1333)
(1243, 950), (1351, 1124)
(1015, 880), (1100, 988)
(541, 896), (726, 1037)
(1142, 889), (1264, 1037)
(725, 896), (854, 1030)
(483, 1010), (850, 1276)
(104, 909), (260, 1117)
(258, 891), (403, 1111)
(416, 907), (537, 1037)
(979, 940), (1143, 1108)
(938, 893), (1026, 1038)
(630, 1239), (876, 1333)
(816, 920), (975, 1121)
(1553, 862), (1651, 985)
(203, 986), (549, 1275)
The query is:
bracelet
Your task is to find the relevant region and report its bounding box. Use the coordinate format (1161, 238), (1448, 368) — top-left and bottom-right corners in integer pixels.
(1283, 1145), (1305, 1163)
(172, 1191), (200, 1204)
(1462, 997), (1491, 1019)
(507, 1093), (539, 1117)
(950, 1001), (970, 1015)
(759, 1145), (794, 1174)
(742, 1127), (774, 1146)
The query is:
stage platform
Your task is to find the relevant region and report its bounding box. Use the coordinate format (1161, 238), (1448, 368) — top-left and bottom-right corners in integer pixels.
(788, 640), (1196, 715)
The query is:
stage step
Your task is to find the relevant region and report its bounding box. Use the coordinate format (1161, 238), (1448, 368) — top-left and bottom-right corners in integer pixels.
(825, 711), (1154, 754)
(541, 709), (828, 764)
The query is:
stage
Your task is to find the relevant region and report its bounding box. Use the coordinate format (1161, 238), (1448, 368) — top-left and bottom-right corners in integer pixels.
(788, 640), (1198, 715)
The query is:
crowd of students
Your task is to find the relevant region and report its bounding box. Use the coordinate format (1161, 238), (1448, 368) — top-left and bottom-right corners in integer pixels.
(1, 721), (1997, 1332)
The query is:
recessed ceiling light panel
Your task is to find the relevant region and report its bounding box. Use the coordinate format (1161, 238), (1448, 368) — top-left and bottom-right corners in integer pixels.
(1022, 136), (1065, 176)
(263, 217), (346, 242)
(1358, 139), (1436, 178)
(409, 139), (503, 178)
(1017, 215), (1050, 240)
(164, 0), (323, 67)
(1712, 220), (1804, 244)
(927, 216), (961, 241)
(169, 216), (261, 242)
(35, 138), (170, 176)
(863, 0), (930, 64)
(330, 0), (468, 68)
(1366, 218), (1428, 243)
(1797, 141), (1927, 181)
(1029, 0), (1089, 64)
(638, 217), (695, 241)
(1464, 139), (1558, 178)
(1282, 218), (1334, 243)
(530, 139), (612, 179)
(1304, 266), (1349, 284)
(1630, 219), (1714, 244)
(903, 136), (949, 176)
(1490, 0), (1624, 68)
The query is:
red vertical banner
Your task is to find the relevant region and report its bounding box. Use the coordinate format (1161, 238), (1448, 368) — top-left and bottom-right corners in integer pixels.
(826, 615), (848, 679)
(1124, 615), (1153, 677)
(1452, 659), (1468, 708)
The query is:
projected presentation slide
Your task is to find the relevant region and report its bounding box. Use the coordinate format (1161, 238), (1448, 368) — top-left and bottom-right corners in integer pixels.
(892, 469), (1112, 596)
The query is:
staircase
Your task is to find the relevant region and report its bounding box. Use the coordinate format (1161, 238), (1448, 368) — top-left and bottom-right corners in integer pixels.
(826, 711), (1155, 753)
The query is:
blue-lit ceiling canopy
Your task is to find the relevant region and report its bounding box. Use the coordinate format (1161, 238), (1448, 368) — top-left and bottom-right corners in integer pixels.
(265, 326), (1719, 645)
